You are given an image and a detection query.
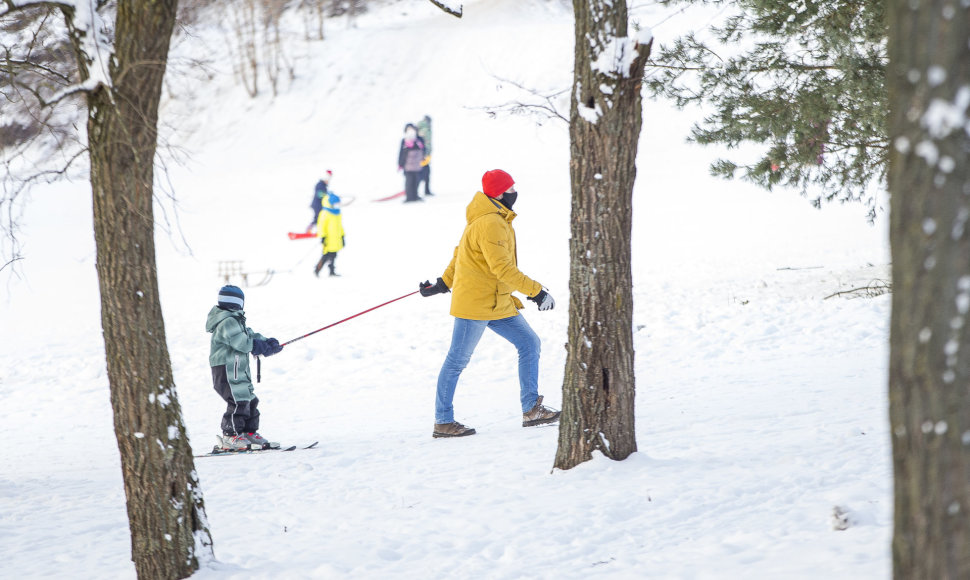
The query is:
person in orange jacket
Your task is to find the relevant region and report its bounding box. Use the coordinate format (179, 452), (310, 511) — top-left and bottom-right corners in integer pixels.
(419, 169), (559, 438)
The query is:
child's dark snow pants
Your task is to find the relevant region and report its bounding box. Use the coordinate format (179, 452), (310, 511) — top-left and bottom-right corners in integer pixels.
(212, 365), (260, 435)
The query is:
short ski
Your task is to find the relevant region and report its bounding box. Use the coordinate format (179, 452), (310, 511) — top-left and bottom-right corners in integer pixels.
(288, 231), (316, 240)
(197, 441), (319, 457)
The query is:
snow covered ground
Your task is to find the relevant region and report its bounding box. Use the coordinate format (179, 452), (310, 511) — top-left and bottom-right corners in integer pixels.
(1, 0), (892, 578)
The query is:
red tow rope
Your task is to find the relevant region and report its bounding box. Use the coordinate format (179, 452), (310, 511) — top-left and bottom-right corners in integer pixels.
(280, 290), (420, 347)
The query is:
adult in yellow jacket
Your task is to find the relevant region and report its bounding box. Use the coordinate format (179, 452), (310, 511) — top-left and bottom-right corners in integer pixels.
(419, 169), (560, 438)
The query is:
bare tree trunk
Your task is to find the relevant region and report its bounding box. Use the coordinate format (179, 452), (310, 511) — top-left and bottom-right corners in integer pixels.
(228, 0), (260, 97)
(315, 0), (325, 39)
(262, 0), (291, 96)
(554, 0), (651, 470)
(887, 1), (970, 578)
(348, 0), (362, 28)
(69, 0), (214, 577)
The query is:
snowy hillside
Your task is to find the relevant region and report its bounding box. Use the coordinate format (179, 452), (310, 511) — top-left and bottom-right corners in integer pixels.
(1, 0), (892, 578)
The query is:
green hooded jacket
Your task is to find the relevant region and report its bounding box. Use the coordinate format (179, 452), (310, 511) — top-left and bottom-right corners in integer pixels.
(206, 306), (266, 399)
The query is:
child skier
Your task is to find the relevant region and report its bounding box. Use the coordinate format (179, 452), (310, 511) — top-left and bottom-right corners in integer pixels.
(206, 284), (284, 451)
(314, 173), (345, 277)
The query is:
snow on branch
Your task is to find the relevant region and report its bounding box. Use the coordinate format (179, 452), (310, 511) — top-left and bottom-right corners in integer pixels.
(591, 26), (654, 79)
(2, 0), (115, 101)
(427, 0), (462, 18)
(0, 0), (67, 14)
(0, 0), (73, 19)
(577, 24), (653, 123)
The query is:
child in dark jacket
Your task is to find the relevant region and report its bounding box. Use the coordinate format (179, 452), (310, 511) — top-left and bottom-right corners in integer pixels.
(206, 285), (283, 451)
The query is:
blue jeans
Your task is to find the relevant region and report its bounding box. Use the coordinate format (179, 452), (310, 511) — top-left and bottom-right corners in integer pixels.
(435, 314), (542, 424)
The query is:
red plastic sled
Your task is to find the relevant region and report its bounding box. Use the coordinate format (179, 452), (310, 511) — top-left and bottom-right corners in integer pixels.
(372, 190), (405, 202)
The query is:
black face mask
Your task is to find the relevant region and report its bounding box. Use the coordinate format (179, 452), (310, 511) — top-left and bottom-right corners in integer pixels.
(500, 191), (518, 210)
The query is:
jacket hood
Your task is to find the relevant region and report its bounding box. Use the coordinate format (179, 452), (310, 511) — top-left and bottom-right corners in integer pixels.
(206, 305), (243, 333)
(443, 192), (539, 320)
(466, 191), (516, 224)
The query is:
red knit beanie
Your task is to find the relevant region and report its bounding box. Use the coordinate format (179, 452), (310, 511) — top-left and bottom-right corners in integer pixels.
(482, 169), (515, 197)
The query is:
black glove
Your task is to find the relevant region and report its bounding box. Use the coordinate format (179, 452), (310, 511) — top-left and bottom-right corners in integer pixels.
(252, 338), (283, 357)
(419, 277), (449, 297)
(528, 289), (555, 311)
(266, 338), (283, 356)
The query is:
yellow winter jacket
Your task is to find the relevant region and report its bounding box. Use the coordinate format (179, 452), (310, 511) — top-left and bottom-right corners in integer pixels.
(316, 195), (344, 253)
(441, 192), (543, 320)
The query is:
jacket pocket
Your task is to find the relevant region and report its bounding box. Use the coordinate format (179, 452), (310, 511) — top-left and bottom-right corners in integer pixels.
(494, 289), (510, 312)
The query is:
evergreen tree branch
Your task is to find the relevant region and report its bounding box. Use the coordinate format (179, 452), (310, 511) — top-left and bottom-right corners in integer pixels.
(645, 0), (887, 216)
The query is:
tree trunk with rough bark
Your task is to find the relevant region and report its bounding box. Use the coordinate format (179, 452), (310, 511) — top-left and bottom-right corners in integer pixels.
(887, 1), (970, 577)
(554, 0), (651, 470)
(70, 0), (214, 577)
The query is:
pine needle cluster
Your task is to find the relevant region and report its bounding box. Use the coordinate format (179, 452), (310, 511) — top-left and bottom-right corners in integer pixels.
(646, 0), (887, 218)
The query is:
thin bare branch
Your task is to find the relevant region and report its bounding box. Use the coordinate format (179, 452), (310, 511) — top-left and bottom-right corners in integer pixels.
(1, 58), (75, 84)
(0, 256), (23, 273)
(473, 75), (569, 124)
(824, 280), (892, 300)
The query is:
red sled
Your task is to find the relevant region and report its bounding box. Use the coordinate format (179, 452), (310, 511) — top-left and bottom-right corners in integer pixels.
(288, 232), (316, 240)
(372, 190), (405, 202)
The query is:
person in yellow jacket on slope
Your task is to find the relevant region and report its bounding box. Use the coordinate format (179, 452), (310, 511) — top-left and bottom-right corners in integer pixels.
(314, 175), (345, 277)
(419, 169), (560, 438)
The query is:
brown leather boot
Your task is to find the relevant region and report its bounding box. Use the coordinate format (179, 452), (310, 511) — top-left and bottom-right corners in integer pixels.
(522, 395), (561, 427)
(432, 421), (476, 438)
